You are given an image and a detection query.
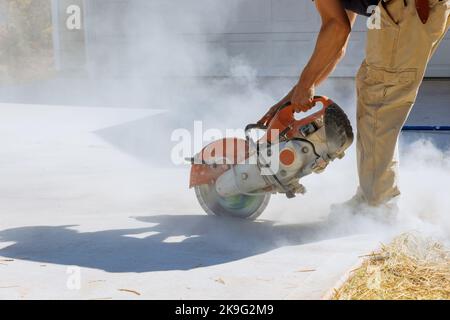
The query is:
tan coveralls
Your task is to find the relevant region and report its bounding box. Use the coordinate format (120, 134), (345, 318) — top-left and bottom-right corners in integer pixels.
(356, 0), (449, 205)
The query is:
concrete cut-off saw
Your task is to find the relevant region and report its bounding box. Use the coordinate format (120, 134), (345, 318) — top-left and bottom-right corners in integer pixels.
(188, 96), (354, 220)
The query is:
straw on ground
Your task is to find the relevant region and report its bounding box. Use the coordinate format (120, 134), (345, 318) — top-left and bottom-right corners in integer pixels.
(332, 232), (450, 300)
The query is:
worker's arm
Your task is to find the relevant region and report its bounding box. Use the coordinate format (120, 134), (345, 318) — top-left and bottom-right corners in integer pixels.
(313, 10), (357, 86)
(273, 1), (355, 112)
(293, 1), (354, 111)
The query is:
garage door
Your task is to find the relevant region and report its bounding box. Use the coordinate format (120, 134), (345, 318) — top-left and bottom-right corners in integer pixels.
(77, 0), (450, 77)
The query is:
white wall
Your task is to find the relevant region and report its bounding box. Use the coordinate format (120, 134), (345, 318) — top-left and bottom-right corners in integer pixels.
(211, 0), (450, 77)
(80, 0), (450, 77)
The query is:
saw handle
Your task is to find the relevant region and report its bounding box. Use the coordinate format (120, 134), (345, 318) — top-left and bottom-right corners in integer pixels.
(248, 96), (334, 142)
(257, 96), (333, 128)
(261, 96), (333, 143)
(272, 95), (333, 127)
(279, 96), (332, 114)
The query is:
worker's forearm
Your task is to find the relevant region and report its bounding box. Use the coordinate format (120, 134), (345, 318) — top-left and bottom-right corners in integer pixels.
(298, 20), (350, 89)
(313, 11), (355, 86)
(314, 45), (347, 86)
(270, 45), (344, 108)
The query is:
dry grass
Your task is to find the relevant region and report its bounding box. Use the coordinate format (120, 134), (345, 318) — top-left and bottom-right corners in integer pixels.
(332, 232), (450, 300)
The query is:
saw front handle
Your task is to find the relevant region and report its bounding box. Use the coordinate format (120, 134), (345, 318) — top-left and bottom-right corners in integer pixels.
(252, 96), (334, 143)
(274, 96), (333, 127)
(256, 96), (333, 127)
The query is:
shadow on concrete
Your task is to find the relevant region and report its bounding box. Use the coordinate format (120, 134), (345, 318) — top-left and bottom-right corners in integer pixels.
(0, 214), (350, 273)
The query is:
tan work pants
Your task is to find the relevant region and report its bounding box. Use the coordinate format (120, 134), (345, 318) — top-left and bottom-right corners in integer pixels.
(356, 0), (450, 205)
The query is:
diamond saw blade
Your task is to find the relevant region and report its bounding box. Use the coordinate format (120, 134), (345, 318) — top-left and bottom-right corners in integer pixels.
(194, 184), (270, 220)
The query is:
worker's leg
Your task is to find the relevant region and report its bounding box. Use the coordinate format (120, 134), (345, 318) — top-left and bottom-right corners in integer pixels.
(356, 0), (449, 206)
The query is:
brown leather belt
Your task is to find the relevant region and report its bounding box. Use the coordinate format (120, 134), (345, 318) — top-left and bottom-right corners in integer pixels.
(415, 0), (430, 24)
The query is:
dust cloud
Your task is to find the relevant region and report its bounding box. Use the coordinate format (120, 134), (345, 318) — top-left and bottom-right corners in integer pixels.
(1, 1), (449, 246)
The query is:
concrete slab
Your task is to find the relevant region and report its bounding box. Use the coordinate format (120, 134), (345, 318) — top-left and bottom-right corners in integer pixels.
(0, 102), (391, 300)
(0, 93), (448, 299)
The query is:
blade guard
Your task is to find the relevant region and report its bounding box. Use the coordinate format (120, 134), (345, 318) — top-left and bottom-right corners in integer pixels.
(189, 138), (250, 188)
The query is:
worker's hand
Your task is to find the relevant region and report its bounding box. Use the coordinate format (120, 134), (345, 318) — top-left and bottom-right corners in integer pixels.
(291, 84), (315, 112)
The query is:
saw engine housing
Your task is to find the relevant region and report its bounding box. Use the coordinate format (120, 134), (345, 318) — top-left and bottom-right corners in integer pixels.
(189, 96), (353, 219)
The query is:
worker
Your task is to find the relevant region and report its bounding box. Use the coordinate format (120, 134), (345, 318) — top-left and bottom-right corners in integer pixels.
(271, 0), (449, 219)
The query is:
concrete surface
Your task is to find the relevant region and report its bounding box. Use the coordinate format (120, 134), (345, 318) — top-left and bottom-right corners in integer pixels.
(0, 78), (447, 300)
(0, 102), (393, 300)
